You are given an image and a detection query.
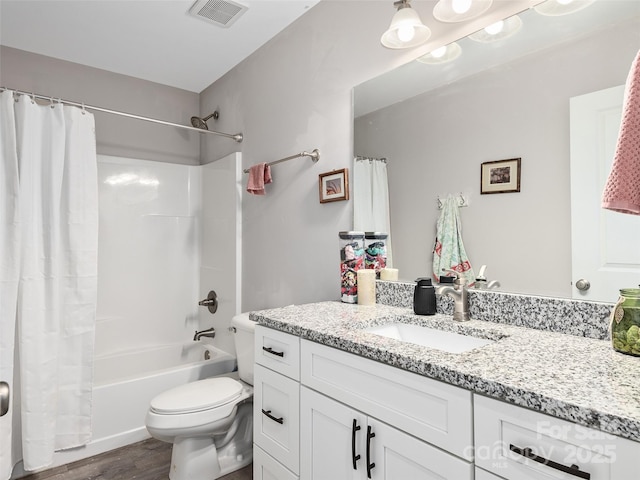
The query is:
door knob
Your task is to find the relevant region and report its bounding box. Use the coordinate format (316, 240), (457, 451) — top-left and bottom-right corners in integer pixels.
(0, 381), (9, 417)
(575, 279), (591, 291)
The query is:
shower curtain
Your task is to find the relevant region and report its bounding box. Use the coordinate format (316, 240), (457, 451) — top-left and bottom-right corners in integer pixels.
(353, 157), (393, 266)
(0, 90), (98, 479)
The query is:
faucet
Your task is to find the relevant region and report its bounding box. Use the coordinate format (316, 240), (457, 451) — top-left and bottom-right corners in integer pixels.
(436, 269), (470, 322)
(193, 327), (215, 341)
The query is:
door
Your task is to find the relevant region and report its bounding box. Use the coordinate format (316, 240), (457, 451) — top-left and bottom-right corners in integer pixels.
(570, 85), (640, 302)
(369, 419), (473, 480)
(300, 386), (365, 480)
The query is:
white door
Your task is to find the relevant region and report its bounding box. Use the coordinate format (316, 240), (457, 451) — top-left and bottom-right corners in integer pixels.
(570, 85), (640, 302)
(368, 419), (473, 480)
(300, 387), (365, 480)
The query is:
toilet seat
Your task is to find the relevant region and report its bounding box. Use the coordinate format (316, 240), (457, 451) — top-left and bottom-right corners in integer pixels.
(150, 377), (243, 415)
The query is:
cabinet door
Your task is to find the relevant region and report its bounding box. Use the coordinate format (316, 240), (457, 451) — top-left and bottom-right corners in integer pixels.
(254, 364), (300, 474)
(301, 386), (366, 480)
(368, 418), (473, 480)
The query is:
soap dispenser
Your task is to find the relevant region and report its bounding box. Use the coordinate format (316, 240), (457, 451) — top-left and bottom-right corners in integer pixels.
(414, 278), (436, 315)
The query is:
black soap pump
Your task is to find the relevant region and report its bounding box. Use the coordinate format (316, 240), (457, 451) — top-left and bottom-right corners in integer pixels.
(414, 277), (436, 315)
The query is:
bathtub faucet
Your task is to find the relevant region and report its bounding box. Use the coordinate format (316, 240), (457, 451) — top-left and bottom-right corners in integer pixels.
(194, 327), (216, 341)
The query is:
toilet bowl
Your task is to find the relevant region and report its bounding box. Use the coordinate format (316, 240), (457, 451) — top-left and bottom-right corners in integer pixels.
(145, 313), (256, 480)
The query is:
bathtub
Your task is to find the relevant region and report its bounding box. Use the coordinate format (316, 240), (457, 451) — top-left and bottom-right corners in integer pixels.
(39, 342), (236, 472)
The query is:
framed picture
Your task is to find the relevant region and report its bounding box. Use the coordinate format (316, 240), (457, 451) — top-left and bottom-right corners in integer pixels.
(319, 168), (349, 203)
(481, 158), (521, 194)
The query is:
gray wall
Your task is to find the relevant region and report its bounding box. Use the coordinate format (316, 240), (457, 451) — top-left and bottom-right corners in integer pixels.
(1, 46), (200, 165)
(200, 1), (541, 311)
(355, 20), (639, 298)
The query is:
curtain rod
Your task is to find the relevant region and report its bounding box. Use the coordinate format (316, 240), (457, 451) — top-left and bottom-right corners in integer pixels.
(0, 87), (243, 143)
(243, 149), (320, 174)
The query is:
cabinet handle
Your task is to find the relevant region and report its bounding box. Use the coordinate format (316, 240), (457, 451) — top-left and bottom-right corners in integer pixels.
(351, 419), (361, 470)
(262, 346), (284, 357)
(509, 444), (591, 480)
(261, 409), (284, 425)
(366, 425), (376, 479)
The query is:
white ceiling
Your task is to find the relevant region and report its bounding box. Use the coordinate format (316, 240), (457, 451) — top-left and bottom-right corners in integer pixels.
(0, 0), (320, 93)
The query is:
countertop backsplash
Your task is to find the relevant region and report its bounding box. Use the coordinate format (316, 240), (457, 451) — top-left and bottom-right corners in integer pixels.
(376, 280), (614, 340)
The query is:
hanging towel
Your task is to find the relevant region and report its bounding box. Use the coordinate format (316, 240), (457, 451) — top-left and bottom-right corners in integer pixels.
(246, 162), (272, 195)
(602, 49), (640, 215)
(432, 195), (475, 285)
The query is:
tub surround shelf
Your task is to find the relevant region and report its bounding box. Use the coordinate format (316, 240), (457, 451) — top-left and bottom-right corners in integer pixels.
(250, 301), (640, 443)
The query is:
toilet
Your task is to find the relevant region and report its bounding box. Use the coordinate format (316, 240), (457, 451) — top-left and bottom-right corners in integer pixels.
(145, 313), (255, 480)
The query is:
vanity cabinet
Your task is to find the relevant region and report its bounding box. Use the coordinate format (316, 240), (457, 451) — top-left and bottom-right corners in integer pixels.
(474, 394), (638, 480)
(253, 326), (300, 480)
(300, 339), (473, 480)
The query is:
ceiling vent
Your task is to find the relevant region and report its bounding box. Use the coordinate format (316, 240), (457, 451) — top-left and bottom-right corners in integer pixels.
(189, 0), (248, 28)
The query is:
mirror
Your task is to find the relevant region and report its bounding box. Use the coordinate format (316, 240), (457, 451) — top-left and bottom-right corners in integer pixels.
(354, 1), (640, 299)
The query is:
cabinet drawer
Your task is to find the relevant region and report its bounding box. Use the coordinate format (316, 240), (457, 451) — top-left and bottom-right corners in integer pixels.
(301, 339), (473, 460)
(253, 444), (298, 480)
(474, 394), (639, 480)
(253, 363), (300, 474)
(255, 325), (300, 380)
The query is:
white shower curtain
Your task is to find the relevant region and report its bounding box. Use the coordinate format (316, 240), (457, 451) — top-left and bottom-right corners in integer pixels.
(0, 90), (98, 479)
(353, 157), (392, 266)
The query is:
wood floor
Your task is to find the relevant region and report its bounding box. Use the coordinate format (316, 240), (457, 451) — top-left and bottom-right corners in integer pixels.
(20, 438), (252, 480)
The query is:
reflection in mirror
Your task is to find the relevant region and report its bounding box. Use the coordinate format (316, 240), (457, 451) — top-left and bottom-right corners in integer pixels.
(354, 1), (640, 300)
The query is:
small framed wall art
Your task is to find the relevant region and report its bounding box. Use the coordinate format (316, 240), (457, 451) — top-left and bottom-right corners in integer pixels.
(319, 168), (349, 203)
(480, 158), (521, 194)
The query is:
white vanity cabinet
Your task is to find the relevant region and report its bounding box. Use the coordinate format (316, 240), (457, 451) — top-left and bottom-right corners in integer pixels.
(299, 339), (474, 480)
(474, 394), (639, 480)
(253, 326), (300, 480)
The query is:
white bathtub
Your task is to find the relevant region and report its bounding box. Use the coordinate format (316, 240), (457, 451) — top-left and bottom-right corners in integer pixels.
(28, 342), (236, 473)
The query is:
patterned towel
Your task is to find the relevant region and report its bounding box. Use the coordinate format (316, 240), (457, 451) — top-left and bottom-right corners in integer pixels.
(432, 195), (475, 285)
(602, 49), (640, 215)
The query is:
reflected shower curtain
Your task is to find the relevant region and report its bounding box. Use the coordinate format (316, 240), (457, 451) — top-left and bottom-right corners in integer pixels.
(353, 157), (392, 266)
(0, 90), (98, 479)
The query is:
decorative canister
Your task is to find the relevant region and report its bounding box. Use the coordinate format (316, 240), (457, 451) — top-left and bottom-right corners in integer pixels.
(339, 231), (365, 303)
(610, 288), (640, 357)
(364, 232), (388, 278)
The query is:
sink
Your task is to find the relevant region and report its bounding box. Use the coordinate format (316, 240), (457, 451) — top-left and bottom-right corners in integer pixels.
(365, 323), (494, 353)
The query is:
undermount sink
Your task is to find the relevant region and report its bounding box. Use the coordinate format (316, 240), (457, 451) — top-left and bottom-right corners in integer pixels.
(365, 323), (494, 354)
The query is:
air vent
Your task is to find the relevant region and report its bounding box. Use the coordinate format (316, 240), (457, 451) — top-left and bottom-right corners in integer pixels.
(189, 0), (248, 28)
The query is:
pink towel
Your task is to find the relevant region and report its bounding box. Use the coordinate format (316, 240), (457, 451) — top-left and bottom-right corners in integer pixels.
(246, 163), (272, 195)
(602, 49), (640, 215)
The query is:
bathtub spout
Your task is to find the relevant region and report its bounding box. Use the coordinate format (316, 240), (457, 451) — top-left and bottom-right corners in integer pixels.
(194, 327), (216, 341)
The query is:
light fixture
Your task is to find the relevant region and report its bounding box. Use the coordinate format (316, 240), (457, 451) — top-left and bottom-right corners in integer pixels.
(534, 0), (595, 16)
(381, 0), (431, 49)
(468, 14), (522, 43)
(433, 0), (493, 23)
(416, 42), (462, 64)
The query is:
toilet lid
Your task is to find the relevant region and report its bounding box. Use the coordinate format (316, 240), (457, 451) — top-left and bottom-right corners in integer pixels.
(150, 377), (243, 414)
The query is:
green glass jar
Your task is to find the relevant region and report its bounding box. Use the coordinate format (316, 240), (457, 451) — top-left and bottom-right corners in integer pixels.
(610, 288), (640, 356)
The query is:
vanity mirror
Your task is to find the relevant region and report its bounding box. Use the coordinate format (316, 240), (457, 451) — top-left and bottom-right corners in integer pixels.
(354, 0), (640, 302)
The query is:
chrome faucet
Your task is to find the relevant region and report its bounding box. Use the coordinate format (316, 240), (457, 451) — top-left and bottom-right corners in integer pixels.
(436, 269), (470, 322)
(193, 327), (216, 341)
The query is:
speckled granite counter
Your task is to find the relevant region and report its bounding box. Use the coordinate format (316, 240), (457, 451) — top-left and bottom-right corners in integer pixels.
(250, 301), (640, 443)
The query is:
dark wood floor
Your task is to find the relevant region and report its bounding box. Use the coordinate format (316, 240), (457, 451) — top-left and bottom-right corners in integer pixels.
(20, 438), (252, 480)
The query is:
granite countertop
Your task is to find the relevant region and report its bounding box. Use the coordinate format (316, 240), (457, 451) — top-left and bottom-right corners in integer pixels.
(251, 301), (640, 443)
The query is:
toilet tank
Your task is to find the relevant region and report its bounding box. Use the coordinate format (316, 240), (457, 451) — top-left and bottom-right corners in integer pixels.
(231, 313), (256, 385)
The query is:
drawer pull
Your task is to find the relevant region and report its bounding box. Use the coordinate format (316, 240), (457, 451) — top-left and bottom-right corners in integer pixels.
(509, 444), (591, 480)
(351, 419), (361, 470)
(262, 346), (284, 357)
(366, 426), (376, 479)
(261, 409), (284, 425)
